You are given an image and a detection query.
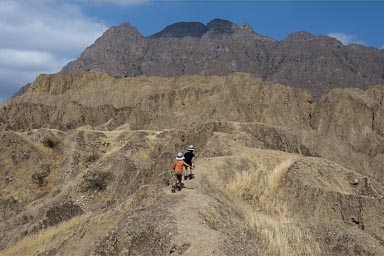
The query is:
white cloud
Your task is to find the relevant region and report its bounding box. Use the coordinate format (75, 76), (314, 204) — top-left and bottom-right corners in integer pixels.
(0, 1), (108, 102)
(0, 49), (70, 102)
(327, 32), (365, 46)
(0, 1), (107, 56)
(0, 49), (69, 72)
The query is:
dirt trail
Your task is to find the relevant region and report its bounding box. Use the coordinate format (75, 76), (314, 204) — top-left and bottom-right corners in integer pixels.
(167, 160), (226, 256)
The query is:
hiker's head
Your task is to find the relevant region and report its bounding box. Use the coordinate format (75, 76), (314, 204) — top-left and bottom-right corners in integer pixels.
(176, 152), (184, 160)
(187, 145), (194, 151)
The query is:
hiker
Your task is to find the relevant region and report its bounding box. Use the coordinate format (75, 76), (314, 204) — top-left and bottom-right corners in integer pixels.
(183, 145), (195, 180)
(172, 152), (192, 185)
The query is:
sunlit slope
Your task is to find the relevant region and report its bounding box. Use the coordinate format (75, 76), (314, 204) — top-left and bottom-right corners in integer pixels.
(1, 120), (383, 255)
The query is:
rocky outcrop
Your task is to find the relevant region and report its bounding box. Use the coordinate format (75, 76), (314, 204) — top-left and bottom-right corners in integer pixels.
(150, 22), (207, 38)
(0, 197), (24, 222)
(43, 202), (83, 227)
(307, 86), (384, 180)
(61, 19), (384, 97)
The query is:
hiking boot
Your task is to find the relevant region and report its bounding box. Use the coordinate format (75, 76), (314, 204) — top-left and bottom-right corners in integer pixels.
(190, 174), (195, 179)
(171, 183), (176, 193)
(184, 175), (188, 180)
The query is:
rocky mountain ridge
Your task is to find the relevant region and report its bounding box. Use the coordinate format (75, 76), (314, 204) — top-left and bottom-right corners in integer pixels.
(62, 18), (384, 97)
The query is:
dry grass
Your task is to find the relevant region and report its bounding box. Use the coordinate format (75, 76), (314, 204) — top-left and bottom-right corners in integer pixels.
(1, 161), (55, 204)
(221, 152), (321, 255)
(14, 131), (53, 157)
(225, 158), (293, 213)
(199, 203), (223, 229)
(240, 203), (321, 256)
(1, 214), (90, 256)
(0, 131), (64, 204)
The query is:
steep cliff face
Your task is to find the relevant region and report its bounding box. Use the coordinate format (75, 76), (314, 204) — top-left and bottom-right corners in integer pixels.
(308, 86), (384, 180)
(280, 157), (384, 255)
(2, 72), (312, 131)
(1, 72), (383, 183)
(61, 19), (384, 97)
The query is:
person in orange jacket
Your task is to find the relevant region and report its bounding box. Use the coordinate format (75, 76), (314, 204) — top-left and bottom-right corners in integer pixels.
(172, 152), (192, 186)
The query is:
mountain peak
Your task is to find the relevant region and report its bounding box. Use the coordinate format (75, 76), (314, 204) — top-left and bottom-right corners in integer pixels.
(241, 22), (255, 33)
(207, 18), (238, 34)
(149, 22), (207, 38)
(107, 22), (140, 34)
(97, 22), (143, 43)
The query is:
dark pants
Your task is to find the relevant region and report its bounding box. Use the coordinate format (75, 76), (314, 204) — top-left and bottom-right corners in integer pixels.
(175, 173), (182, 183)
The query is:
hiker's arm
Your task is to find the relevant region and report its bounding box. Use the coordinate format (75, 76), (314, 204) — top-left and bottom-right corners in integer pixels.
(183, 161), (192, 168)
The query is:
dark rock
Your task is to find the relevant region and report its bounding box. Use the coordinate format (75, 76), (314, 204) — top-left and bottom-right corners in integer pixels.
(150, 22), (207, 38)
(43, 202), (83, 227)
(206, 18), (237, 35)
(0, 197), (24, 221)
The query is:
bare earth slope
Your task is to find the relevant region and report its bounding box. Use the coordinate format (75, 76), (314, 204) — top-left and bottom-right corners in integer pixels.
(0, 124), (383, 255)
(0, 72), (383, 255)
(61, 19), (384, 97)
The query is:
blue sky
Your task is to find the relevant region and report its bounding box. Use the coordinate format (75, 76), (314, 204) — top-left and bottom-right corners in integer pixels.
(0, 0), (383, 102)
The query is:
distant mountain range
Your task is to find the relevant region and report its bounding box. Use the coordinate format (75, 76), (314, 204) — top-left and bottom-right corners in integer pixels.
(62, 18), (384, 97)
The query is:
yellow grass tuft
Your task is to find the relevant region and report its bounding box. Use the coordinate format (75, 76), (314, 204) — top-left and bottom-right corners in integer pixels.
(223, 154), (321, 255)
(242, 204), (321, 255)
(225, 158), (294, 213)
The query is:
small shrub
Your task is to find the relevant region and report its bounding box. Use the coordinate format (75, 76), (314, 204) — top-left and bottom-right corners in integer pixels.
(81, 170), (113, 192)
(41, 137), (58, 148)
(86, 153), (100, 163)
(32, 171), (49, 186)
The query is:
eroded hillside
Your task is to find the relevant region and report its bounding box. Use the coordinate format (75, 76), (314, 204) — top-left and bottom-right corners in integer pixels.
(1, 72), (384, 255)
(1, 72), (383, 181)
(0, 122), (383, 255)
